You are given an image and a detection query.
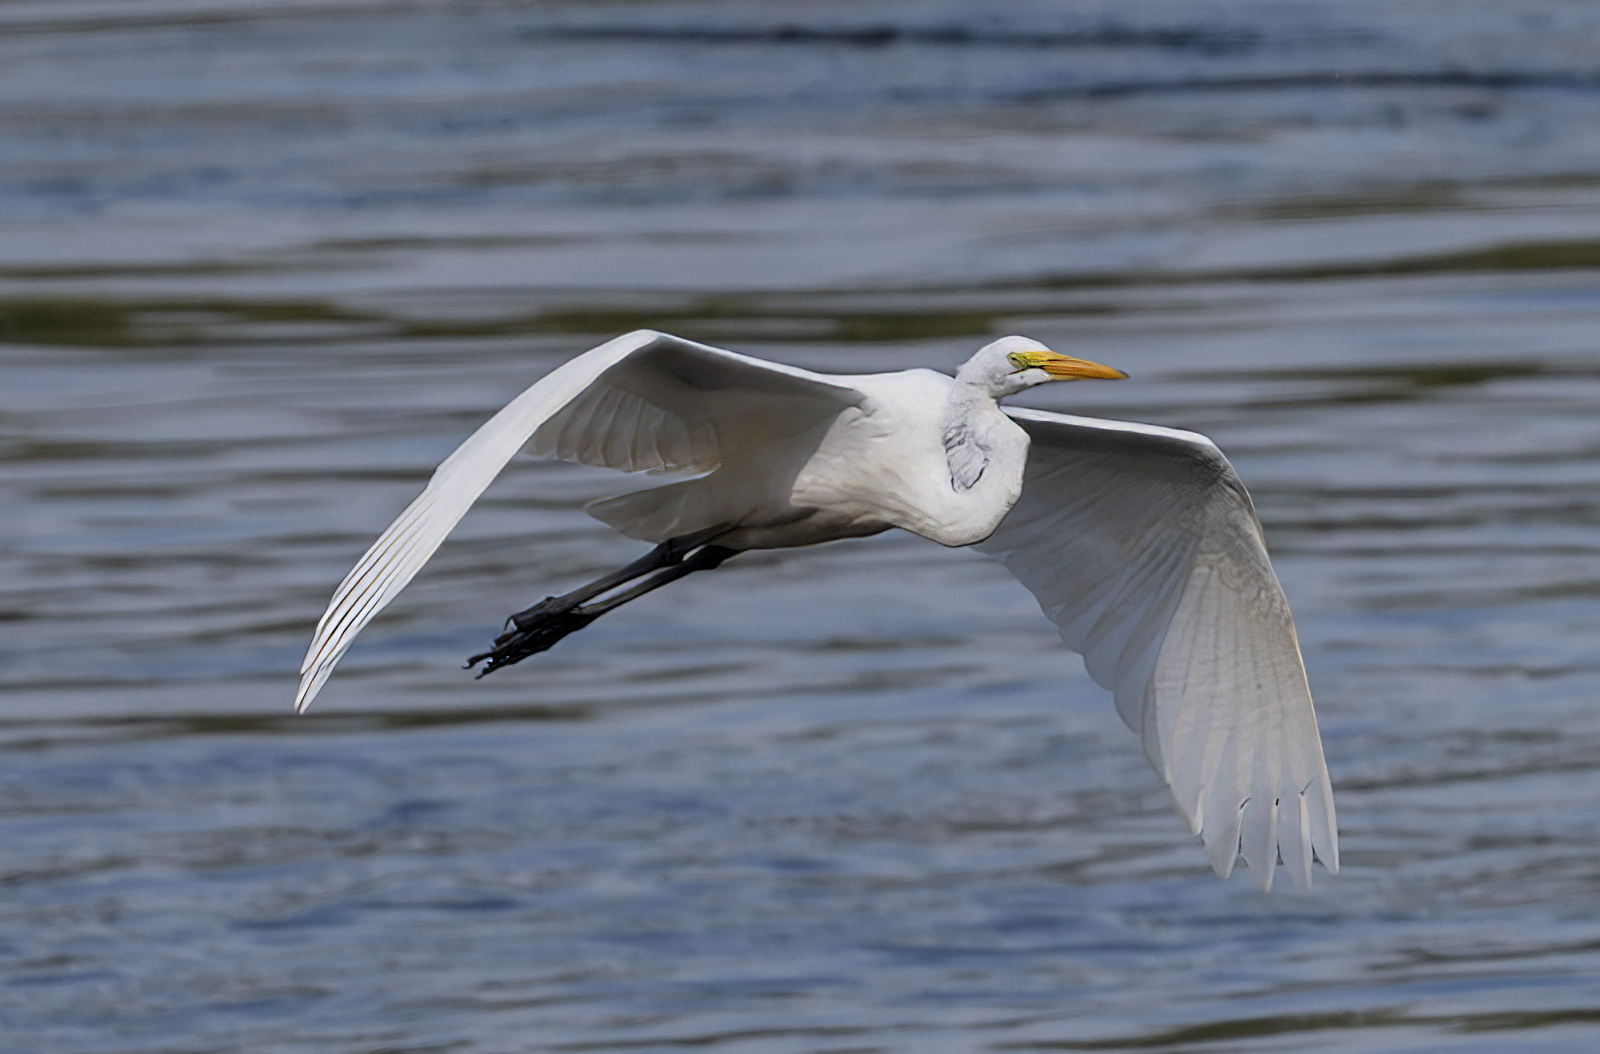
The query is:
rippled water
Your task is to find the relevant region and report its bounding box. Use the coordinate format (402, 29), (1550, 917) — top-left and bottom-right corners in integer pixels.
(8, 2), (1600, 1051)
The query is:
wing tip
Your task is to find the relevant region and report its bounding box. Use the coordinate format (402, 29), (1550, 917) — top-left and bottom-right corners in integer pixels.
(1316, 795), (1341, 876)
(1230, 841), (1338, 892)
(1194, 789), (1339, 892)
(1316, 841), (1341, 875)
(293, 657), (337, 714)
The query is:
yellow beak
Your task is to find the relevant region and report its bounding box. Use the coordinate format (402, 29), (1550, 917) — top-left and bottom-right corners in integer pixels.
(1013, 350), (1129, 380)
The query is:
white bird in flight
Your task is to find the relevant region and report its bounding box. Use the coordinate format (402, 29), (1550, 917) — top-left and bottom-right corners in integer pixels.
(297, 330), (1336, 890)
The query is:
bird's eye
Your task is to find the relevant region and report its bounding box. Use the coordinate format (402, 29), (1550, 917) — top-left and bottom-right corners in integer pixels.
(1007, 352), (1029, 371)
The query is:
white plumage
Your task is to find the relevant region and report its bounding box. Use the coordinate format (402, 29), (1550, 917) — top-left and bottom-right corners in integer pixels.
(297, 330), (1337, 891)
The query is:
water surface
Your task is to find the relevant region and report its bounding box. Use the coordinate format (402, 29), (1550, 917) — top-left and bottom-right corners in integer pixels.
(6, 2), (1600, 1051)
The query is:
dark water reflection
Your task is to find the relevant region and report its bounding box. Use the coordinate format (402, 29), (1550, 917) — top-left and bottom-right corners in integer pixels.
(8, 2), (1600, 1051)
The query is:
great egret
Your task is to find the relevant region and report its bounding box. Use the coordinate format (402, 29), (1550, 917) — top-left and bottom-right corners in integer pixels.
(297, 330), (1337, 890)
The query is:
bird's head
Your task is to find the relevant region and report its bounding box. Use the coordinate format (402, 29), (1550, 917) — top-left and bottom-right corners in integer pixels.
(957, 335), (1128, 399)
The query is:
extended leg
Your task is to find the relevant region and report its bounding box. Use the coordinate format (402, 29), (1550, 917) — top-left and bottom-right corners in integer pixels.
(467, 544), (739, 677)
(486, 525), (730, 633)
(493, 538), (684, 631)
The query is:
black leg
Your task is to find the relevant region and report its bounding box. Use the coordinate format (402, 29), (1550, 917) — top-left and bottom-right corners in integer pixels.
(468, 543), (739, 677)
(494, 527), (727, 632)
(498, 539), (681, 631)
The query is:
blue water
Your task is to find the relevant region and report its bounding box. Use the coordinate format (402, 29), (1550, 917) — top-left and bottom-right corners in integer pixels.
(7, 2), (1600, 1050)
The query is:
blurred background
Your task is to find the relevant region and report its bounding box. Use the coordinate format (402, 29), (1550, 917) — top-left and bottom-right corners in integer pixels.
(7, 1), (1600, 1050)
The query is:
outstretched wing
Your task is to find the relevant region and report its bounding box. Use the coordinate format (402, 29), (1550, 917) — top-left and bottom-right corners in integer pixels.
(976, 407), (1336, 891)
(295, 330), (863, 712)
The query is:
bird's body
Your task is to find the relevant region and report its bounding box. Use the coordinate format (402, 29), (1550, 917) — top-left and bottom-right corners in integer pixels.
(298, 330), (1338, 891)
(588, 365), (1028, 551)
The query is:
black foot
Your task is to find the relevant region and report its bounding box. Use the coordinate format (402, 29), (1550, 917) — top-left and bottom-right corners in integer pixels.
(506, 594), (578, 632)
(467, 607), (601, 677)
